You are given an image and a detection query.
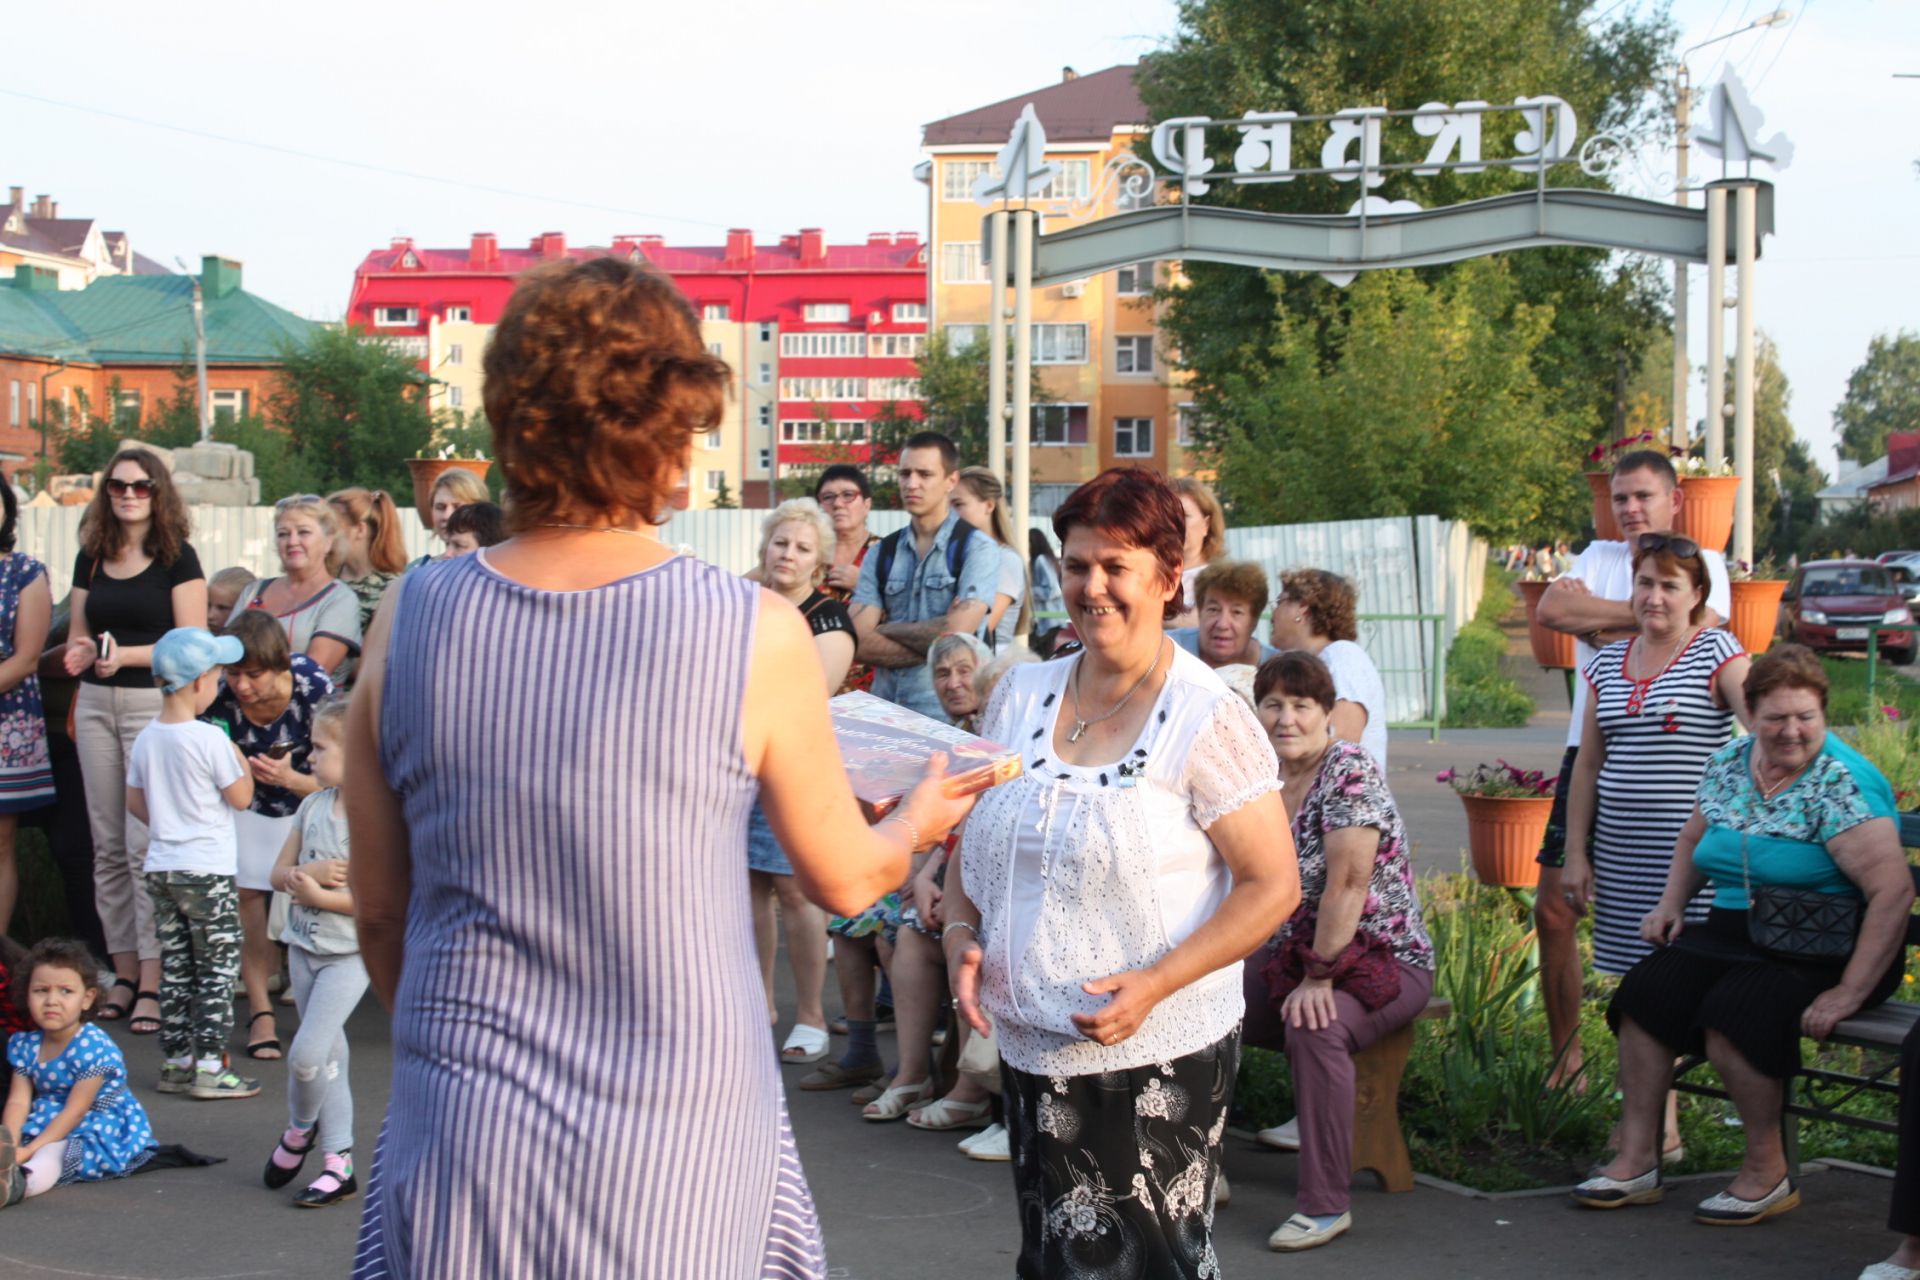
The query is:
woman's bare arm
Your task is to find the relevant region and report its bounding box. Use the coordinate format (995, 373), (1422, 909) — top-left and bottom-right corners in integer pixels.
(344, 581), (411, 1011)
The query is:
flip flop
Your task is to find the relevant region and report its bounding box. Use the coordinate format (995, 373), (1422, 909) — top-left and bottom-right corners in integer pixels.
(780, 1024), (830, 1065)
(127, 991), (162, 1036)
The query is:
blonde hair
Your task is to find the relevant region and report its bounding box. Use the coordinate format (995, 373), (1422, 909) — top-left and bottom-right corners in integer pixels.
(328, 487), (410, 575)
(273, 495), (343, 576)
(757, 499), (835, 584)
(957, 467), (1031, 637)
(1171, 477), (1227, 564)
(208, 566), (256, 596)
(310, 694), (350, 742)
(432, 468), (490, 509)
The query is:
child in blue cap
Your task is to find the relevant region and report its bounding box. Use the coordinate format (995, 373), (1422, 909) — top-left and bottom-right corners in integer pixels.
(126, 628), (258, 1100)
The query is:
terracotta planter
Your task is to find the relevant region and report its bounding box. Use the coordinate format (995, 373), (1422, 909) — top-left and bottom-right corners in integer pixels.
(1516, 580), (1577, 669)
(1728, 579), (1788, 656)
(1584, 471), (1621, 542)
(1458, 793), (1552, 888)
(1675, 475), (1740, 554)
(406, 458), (492, 531)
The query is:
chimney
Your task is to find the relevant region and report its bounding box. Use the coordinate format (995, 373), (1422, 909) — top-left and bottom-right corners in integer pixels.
(30, 194), (50, 218)
(1062, 66), (1078, 82)
(867, 232), (894, 247)
(7, 188), (21, 214)
(391, 236), (414, 250)
(537, 232), (567, 260)
(724, 228), (754, 266)
(469, 232), (498, 268)
(48, 202), (57, 218)
(201, 255), (243, 300)
(798, 228), (826, 266)
(895, 231), (920, 247)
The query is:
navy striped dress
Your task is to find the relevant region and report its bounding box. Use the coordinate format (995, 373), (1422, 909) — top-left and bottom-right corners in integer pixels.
(353, 552), (825, 1279)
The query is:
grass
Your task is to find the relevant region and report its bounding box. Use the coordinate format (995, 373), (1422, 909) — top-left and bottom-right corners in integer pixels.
(1443, 565), (1536, 729)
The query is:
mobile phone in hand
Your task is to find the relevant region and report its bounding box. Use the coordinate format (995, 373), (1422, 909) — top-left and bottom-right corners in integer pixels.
(266, 740), (294, 760)
(97, 632), (116, 664)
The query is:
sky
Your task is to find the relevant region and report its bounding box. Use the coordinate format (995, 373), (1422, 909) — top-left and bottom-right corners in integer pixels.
(5, 0), (1915, 477)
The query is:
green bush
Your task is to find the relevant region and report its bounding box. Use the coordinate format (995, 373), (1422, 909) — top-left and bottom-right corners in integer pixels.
(1446, 621), (1506, 685)
(1443, 567), (1537, 728)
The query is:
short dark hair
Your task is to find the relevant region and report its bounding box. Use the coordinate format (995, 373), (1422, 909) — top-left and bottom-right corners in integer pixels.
(1744, 643), (1829, 712)
(224, 606), (292, 674)
(1254, 650), (1337, 712)
(814, 464), (870, 501)
(1052, 468), (1186, 623)
(446, 501), (505, 547)
(1612, 449), (1677, 488)
(13, 937), (102, 1025)
(901, 431), (960, 475)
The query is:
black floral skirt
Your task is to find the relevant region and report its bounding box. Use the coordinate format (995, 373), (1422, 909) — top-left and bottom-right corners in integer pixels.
(1000, 1028), (1239, 1280)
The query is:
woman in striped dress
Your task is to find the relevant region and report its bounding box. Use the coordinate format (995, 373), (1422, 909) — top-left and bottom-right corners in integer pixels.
(1563, 533), (1751, 978)
(341, 257), (976, 1280)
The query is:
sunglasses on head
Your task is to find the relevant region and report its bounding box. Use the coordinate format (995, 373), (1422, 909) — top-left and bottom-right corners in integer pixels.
(105, 478), (155, 498)
(274, 493), (323, 509)
(1637, 532), (1701, 559)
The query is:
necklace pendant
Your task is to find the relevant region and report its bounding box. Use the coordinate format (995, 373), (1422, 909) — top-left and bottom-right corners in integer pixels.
(1068, 720), (1087, 743)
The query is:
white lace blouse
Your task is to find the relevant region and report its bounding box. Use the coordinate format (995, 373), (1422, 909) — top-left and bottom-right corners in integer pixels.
(960, 644), (1281, 1075)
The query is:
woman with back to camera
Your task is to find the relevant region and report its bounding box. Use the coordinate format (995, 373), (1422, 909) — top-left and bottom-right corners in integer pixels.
(326, 488), (410, 643)
(344, 257), (976, 1278)
(64, 448), (207, 1032)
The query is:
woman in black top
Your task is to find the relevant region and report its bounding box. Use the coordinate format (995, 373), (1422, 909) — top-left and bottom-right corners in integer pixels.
(62, 448), (206, 1031)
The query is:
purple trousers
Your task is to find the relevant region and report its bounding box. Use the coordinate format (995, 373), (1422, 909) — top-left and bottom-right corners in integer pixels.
(1242, 949), (1434, 1215)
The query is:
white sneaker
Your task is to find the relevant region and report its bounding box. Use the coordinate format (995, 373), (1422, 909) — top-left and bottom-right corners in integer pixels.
(965, 1125), (1010, 1161)
(1268, 1211), (1350, 1252)
(1257, 1117), (1300, 1151)
(958, 1122), (1003, 1155)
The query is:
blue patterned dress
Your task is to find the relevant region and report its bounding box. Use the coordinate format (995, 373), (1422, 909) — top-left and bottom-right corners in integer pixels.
(354, 552), (824, 1279)
(6, 1024), (155, 1183)
(0, 553), (52, 812)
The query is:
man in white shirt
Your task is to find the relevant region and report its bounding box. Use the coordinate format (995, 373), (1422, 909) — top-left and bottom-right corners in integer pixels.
(1531, 450), (1729, 1085)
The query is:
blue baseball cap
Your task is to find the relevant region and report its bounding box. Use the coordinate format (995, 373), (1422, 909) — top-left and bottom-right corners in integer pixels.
(152, 627), (245, 694)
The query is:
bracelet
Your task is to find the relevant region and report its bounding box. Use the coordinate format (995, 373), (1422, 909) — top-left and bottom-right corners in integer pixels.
(941, 921), (979, 945)
(879, 813), (921, 851)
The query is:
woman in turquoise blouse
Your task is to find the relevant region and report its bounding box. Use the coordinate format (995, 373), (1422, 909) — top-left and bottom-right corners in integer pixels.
(1575, 645), (1914, 1227)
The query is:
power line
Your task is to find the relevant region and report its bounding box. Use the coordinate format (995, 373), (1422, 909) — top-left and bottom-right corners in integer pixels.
(1752, 0), (1813, 93)
(0, 87), (732, 234)
(1701, 0), (1754, 84)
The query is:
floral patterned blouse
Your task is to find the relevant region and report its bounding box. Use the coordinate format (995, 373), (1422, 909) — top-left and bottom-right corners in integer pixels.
(202, 654), (335, 817)
(1275, 739), (1433, 969)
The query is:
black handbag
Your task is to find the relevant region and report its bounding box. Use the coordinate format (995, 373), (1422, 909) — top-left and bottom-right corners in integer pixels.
(1739, 832), (1862, 963)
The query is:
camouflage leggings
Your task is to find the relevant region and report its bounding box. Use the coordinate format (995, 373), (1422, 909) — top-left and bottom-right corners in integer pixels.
(146, 872), (242, 1061)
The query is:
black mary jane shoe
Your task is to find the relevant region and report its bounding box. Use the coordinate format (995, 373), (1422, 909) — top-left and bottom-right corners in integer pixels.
(263, 1127), (317, 1189)
(293, 1161), (359, 1209)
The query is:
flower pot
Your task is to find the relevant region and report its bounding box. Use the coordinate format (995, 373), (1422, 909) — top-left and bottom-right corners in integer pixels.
(1516, 580), (1576, 670)
(406, 458), (492, 532)
(1675, 475), (1740, 554)
(1728, 579), (1788, 656)
(1458, 793), (1552, 888)
(1584, 472), (1621, 542)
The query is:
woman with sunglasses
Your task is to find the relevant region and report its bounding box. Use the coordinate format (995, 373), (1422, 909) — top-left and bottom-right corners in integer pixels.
(62, 448), (207, 1031)
(231, 496), (362, 679)
(1561, 533), (1751, 1139)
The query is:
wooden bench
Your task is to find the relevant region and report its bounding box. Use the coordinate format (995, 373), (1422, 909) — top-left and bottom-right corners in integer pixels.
(1351, 995), (1452, 1193)
(1670, 812), (1920, 1174)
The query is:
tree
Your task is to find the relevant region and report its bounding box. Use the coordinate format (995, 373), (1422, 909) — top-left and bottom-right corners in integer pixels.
(1834, 331), (1920, 465)
(864, 332), (1050, 504)
(1139, 0), (1675, 536)
(1745, 335), (1825, 560)
(711, 475), (737, 509)
(268, 326), (435, 497)
(54, 386), (125, 476)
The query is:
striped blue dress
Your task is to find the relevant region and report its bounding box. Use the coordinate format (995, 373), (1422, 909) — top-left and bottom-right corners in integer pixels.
(353, 552), (825, 1279)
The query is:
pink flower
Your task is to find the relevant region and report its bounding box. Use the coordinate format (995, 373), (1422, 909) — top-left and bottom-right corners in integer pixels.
(1435, 769), (1455, 783)
(1588, 446), (1605, 464)
(1884, 705), (1902, 721)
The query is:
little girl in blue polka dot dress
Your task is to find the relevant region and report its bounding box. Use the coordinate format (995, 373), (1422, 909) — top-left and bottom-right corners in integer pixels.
(1, 938), (156, 1205)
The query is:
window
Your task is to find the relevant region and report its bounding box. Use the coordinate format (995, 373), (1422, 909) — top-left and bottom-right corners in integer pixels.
(1115, 335), (1155, 375)
(892, 302), (927, 322)
(1177, 403), (1201, 446)
(757, 404), (773, 427)
(1034, 158), (1092, 201)
(6, 381), (16, 427)
(1116, 262), (1155, 295)
(24, 383), (35, 425)
(1031, 404), (1090, 446)
(781, 333), (867, 358)
(374, 306), (418, 327)
(779, 377), (865, 400)
(869, 378), (920, 402)
(943, 159), (997, 201)
(1117, 178), (1155, 212)
(758, 323), (774, 343)
(758, 447), (771, 470)
(1114, 417), (1154, 457)
(941, 242), (987, 284)
(210, 389), (248, 424)
(705, 469), (726, 494)
(945, 324), (985, 351)
(447, 385), (464, 409)
(803, 303), (851, 323)
(780, 420), (867, 443)
(1033, 323), (1088, 365)
(757, 363), (772, 386)
(446, 306), (472, 323)
(702, 303), (730, 321)
(445, 343), (464, 366)
(705, 430), (723, 450)
(114, 389), (142, 427)
(870, 333), (926, 359)
(708, 342), (724, 357)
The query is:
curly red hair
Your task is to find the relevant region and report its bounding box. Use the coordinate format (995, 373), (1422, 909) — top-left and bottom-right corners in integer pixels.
(483, 257), (730, 530)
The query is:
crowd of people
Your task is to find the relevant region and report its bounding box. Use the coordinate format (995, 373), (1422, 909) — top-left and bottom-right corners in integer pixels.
(0, 256), (1910, 1280)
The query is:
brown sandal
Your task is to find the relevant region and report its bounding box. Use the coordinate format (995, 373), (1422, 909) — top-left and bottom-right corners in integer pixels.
(798, 1060), (884, 1091)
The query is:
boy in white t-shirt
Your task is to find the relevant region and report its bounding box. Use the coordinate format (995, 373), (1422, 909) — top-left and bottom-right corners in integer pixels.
(126, 628), (257, 1102)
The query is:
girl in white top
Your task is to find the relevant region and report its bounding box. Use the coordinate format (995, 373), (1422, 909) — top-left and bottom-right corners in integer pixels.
(951, 467), (1028, 652)
(1269, 568), (1390, 770)
(943, 468), (1299, 1280)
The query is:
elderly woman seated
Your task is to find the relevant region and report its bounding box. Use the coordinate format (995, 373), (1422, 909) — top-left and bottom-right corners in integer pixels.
(1575, 645), (1915, 1224)
(1242, 651), (1434, 1252)
(1169, 559), (1278, 670)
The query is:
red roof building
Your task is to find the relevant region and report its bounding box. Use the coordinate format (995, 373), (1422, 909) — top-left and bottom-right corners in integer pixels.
(346, 229), (927, 507)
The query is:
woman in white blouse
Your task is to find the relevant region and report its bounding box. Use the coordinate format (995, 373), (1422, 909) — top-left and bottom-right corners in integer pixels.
(942, 468), (1301, 1280)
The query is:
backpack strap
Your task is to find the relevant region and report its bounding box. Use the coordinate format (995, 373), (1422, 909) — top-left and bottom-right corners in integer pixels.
(871, 529), (906, 601)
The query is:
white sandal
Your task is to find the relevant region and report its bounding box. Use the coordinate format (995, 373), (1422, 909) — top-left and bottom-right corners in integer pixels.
(906, 1096), (992, 1131)
(861, 1079), (933, 1122)
(780, 1024), (830, 1065)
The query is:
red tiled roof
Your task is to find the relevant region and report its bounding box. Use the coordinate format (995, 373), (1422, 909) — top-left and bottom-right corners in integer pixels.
(922, 63), (1146, 146)
(354, 236), (925, 277)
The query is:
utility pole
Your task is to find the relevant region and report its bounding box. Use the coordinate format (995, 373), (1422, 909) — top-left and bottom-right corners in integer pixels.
(1671, 64), (1690, 450)
(176, 257), (210, 440)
